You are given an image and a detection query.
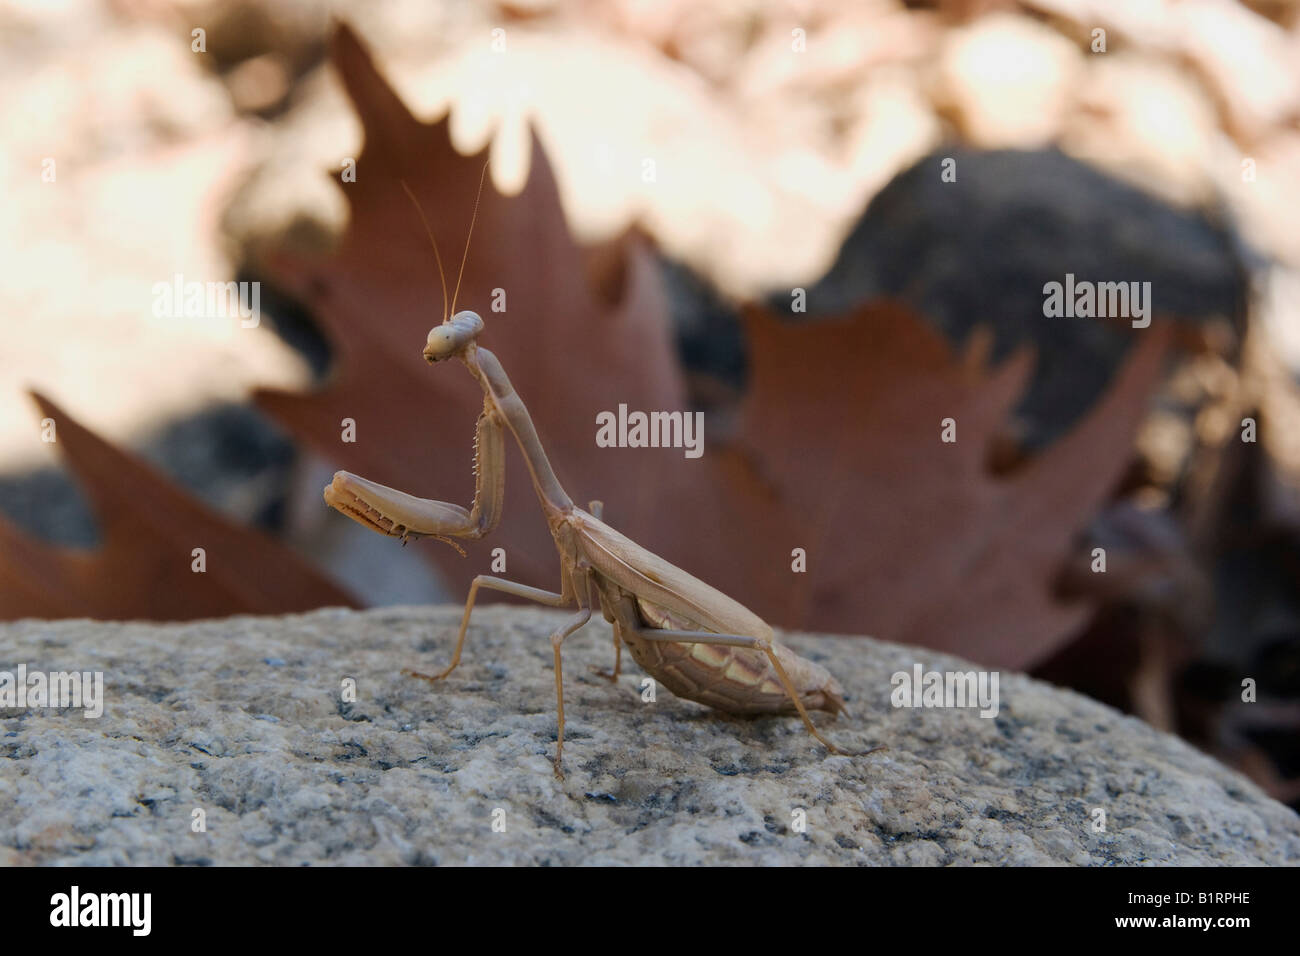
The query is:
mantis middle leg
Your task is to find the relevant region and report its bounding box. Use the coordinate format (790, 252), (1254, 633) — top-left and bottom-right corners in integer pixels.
(406, 575), (570, 683)
(549, 604), (593, 778)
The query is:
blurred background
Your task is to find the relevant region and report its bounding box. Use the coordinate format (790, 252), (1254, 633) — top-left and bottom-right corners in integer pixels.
(1, 0), (1299, 808)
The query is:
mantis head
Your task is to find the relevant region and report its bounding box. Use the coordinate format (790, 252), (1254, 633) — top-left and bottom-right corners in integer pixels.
(424, 311), (484, 363)
(401, 162), (491, 366)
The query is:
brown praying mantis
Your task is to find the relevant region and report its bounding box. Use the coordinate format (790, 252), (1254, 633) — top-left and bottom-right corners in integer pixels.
(323, 171), (881, 777)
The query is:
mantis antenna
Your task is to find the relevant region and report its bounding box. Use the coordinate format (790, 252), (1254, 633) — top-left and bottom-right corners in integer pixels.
(450, 158), (490, 316)
(399, 178), (449, 322)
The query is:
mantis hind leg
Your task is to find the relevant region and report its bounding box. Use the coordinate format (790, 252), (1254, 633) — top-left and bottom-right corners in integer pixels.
(591, 629), (622, 683)
(406, 575), (569, 683)
(631, 627), (884, 758)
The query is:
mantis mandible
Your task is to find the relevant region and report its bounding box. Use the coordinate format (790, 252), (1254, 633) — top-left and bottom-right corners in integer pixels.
(324, 170), (881, 777)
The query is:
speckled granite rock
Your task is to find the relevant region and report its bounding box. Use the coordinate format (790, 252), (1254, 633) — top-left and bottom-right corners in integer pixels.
(1, 606), (1296, 865)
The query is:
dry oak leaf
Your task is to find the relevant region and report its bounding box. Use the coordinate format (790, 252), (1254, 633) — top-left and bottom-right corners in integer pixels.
(676, 305), (1173, 670)
(0, 392), (357, 621)
(255, 22), (684, 597)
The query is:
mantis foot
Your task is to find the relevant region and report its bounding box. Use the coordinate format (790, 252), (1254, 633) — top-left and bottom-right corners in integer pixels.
(829, 743), (888, 758)
(403, 667), (454, 684)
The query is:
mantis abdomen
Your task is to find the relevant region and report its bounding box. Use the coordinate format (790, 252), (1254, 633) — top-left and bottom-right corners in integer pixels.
(621, 628), (847, 717)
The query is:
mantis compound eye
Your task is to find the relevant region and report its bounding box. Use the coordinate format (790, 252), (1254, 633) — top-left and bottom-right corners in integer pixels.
(424, 311), (484, 361)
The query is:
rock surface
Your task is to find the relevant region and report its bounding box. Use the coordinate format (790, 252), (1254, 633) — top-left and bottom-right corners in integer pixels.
(2, 606), (1297, 866)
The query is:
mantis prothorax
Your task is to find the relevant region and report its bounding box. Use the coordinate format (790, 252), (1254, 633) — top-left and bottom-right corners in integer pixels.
(324, 169), (881, 777)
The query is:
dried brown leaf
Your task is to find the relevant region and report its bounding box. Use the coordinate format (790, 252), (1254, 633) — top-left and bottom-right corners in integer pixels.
(680, 305), (1172, 668)
(0, 392), (357, 621)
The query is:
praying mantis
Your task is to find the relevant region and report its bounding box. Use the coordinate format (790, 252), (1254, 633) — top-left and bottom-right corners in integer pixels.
(323, 172), (880, 777)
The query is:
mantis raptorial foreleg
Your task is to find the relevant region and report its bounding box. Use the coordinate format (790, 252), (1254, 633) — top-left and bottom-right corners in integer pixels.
(405, 574), (569, 683)
(629, 626), (881, 757)
(324, 403), (505, 552)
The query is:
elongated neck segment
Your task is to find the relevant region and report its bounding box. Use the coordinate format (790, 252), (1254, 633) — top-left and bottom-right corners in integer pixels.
(467, 347), (573, 516)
